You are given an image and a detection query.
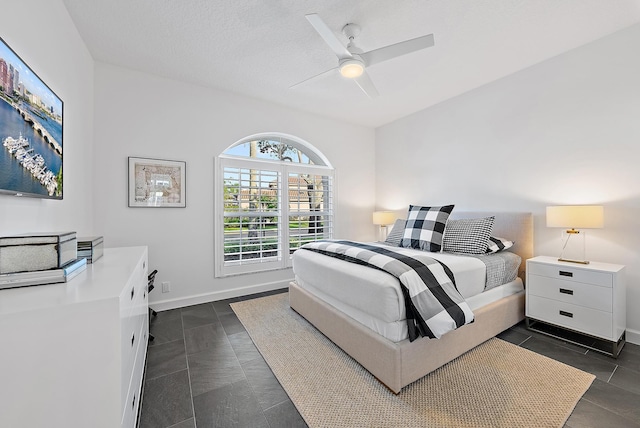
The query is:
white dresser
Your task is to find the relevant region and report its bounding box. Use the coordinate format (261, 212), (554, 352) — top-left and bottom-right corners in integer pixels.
(0, 246), (149, 428)
(526, 255), (626, 357)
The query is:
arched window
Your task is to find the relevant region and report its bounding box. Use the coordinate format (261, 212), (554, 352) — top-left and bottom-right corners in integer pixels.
(215, 133), (334, 277)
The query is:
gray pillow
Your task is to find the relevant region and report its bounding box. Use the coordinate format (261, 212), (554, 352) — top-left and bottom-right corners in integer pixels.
(384, 219), (406, 246)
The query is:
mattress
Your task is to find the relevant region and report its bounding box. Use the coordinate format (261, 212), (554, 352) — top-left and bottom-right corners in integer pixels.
(292, 246), (524, 342)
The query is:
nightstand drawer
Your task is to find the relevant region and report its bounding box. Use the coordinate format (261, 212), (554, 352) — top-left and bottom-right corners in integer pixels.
(527, 275), (612, 312)
(527, 262), (612, 288)
(527, 295), (613, 340)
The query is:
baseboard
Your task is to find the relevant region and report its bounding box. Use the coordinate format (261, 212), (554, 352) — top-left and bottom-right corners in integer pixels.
(626, 328), (640, 346)
(148, 279), (291, 311)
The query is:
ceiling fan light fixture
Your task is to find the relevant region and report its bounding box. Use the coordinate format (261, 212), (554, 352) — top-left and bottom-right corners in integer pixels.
(339, 59), (364, 78)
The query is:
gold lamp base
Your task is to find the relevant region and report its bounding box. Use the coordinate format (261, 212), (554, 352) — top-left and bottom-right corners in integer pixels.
(557, 228), (590, 265)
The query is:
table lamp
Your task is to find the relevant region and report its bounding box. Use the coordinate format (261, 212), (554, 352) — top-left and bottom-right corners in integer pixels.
(373, 211), (395, 241)
(546, 205), (604, 264)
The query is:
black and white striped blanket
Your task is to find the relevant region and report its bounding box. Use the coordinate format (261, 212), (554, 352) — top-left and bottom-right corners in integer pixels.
(300, 240), (474, 341)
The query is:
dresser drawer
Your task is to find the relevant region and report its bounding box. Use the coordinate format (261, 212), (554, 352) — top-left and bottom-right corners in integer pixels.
(120, 286), (147, 411)
(120, 254), (147, 312)
(121, 359), (139, 428)
(132, 275), (149, 339)
(120, 274), (140, 315)
(120, 314), (138, 411)
(527, 275), (612, 312)
(527, 262), (612, 288)
(122, 315), (148, 428)
(527, 295), (614, 340)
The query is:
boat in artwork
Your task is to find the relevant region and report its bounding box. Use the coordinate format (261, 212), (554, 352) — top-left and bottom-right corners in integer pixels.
(3, 133), (59, 196)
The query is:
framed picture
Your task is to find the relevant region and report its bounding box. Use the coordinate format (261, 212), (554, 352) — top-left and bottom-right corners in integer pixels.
(0, 36), (64, 199)
(128, 157), (186, 207)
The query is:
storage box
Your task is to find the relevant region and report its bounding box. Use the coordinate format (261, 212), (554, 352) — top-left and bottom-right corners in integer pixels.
(0, 232), (77, 274)
(77, 236), (104, 264)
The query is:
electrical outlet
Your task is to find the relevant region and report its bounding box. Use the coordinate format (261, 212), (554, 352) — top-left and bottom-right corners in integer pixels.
(162, 281), (170, 293)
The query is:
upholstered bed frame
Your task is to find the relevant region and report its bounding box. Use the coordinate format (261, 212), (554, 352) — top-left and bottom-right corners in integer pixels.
(289, 212), (533, 393)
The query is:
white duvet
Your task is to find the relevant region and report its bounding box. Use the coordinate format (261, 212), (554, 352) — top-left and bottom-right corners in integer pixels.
(292, 246), (523, 342)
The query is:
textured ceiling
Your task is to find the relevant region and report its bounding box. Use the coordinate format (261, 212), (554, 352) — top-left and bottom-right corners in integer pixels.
(62, 0), (640, 128)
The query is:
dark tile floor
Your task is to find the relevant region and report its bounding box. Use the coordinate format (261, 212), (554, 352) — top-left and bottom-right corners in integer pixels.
(139, 289), (640, 428)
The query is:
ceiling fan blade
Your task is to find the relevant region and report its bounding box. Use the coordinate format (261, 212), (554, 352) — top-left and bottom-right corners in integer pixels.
(353, 71), (379, 98)
(361, 34), (434, 67)
(305, 13), (352, 59)
(289, 67), (337, 89)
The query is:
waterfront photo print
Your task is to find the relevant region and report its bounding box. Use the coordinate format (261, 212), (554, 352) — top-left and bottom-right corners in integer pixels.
(128, 157), (186, 208)
(0, 36), (63, 199)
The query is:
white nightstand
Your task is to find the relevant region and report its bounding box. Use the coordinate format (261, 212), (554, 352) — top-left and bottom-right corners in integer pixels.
(526, 256), (626, 357)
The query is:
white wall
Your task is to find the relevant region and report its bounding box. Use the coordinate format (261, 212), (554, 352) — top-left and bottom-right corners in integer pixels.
(6, 0), (636, 344)
(93, 63), (376, 309)
(375, 24), (640, 344)
(0, 0), (94, 236)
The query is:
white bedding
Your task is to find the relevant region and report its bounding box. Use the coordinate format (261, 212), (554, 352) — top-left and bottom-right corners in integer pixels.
(292, 246), (524, 342)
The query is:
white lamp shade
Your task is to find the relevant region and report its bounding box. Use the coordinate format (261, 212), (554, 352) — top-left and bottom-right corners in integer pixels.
(373, 211), (395, 226)
(546, 205), (604, 229)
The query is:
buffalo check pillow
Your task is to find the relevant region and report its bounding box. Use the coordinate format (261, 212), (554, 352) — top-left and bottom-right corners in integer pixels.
(442, 216), (495, 254)
(400, 205), (455, 252)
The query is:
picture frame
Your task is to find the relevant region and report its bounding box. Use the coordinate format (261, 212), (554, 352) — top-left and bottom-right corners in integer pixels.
(0, 36), (64, 199)
(128, 157), (186, 208)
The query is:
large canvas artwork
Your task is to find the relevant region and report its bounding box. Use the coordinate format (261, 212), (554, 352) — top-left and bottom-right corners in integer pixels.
(128, 157), (186, 207)
(0, 37), (63, 199)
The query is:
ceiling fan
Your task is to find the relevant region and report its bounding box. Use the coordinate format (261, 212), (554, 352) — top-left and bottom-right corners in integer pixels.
(291, 13), (435, 98)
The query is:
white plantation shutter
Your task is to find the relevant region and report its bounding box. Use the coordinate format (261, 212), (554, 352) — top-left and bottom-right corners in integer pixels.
(222, 163), (282, 274)
(287, 170), (333, 255)
(216, 154), (333, 277)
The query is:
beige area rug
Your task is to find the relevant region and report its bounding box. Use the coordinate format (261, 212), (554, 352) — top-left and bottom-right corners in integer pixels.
(231, 293), (595, 428)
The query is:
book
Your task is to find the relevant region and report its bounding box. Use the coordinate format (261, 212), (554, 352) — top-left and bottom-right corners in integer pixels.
(63, 258), (87, 276)
(0, 258), (87, 289)
(0, 269), (65, 290)
(65, 263), (87, 282)
(77, 236), (103, 263)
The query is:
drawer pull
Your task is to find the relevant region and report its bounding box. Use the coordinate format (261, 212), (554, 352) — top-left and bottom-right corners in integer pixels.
(130, 287), (135, 300)
(132, 394), (136, 410)
(559, 288), (574, 295)
(131, 332), (135, 347)
(559, 310), (573, 318)
(559, 270), (573, 277)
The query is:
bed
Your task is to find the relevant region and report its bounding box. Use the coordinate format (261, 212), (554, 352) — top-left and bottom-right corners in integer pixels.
(289, 211), (533, 393)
